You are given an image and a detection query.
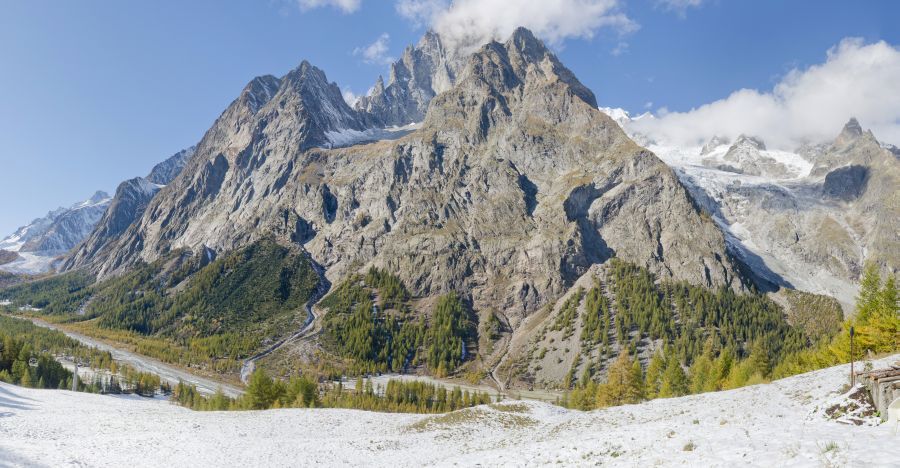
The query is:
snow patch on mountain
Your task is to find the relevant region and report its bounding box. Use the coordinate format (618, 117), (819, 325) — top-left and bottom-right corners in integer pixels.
(325, 122), (421, 148)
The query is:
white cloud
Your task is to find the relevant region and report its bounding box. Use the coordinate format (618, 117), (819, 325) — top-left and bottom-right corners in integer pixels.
(656, 0), (705, 16)
(396, 0), (637, 52)
(630, 38), (900, 149)
(342, 87), (362, 106)
(353, 33), (394, 65)
(296, 0), (362, 13)
(611, 41), (629, 56)
(395, 0), (448, 27)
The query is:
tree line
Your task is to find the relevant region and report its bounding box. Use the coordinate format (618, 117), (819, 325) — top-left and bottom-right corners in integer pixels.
(172, 368), (492, 413)
(0, 315), (164, 396)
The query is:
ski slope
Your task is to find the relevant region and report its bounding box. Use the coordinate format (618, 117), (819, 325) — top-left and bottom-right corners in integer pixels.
(1, 355), (897, 467)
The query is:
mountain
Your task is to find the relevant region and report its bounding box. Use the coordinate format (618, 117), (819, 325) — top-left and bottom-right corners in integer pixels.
(0, 191), (109, 254)
(56, 28), (747, 386)
(63, 146), (195, 270)
(605, 109), (900, 309)
(66, 28), (742, 319)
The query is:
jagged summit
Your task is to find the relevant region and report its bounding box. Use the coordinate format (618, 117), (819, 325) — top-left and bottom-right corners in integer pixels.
(731, 134), (767, 151)
(842, 117), (863, 136)
(700, 136), (729, 155)
(84, 191), (111, 205)
(506, 27), (547, 63)
(240, 75), (281, 113)
(355, 29), (461, 127)
(146, 146), (196, 186)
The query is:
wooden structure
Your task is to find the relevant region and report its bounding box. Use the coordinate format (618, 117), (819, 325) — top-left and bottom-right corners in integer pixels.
(856, 363), (900, 423)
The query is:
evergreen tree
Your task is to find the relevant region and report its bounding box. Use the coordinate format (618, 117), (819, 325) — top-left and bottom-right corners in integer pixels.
(595, 350), (643, 407)
(245, 369), (284, 410)
(644, 349), (666, 399)
(658, 355), (688, 398)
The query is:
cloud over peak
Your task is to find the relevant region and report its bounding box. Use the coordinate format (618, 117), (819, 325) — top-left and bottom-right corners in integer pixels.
(398, 0), (637, 52)
(353, 33), (394, 65)
(631, 38), (900, 148)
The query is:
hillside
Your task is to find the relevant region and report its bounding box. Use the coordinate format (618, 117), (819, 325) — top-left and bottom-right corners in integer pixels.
(1, 355), (897, 467)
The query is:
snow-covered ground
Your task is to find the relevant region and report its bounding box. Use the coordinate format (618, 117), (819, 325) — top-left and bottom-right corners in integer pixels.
(2, 355), (897, 467)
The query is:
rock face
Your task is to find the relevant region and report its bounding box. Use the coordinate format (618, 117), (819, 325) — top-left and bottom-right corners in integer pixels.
(66, 27), (744, 326)
(0, 250), (20, 266)
(704, 135), (792, 178)
(823, 165), (868, 201)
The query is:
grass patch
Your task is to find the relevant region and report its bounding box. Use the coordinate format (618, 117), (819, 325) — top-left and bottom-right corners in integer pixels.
(406, 407), (537, 432)
(489, 402), (531, 413)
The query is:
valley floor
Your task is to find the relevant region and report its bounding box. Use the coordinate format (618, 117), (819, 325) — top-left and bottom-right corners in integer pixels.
(1, 356), (898, 467)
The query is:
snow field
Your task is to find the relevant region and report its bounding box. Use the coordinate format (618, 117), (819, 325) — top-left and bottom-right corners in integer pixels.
(1, 355), (898, 467)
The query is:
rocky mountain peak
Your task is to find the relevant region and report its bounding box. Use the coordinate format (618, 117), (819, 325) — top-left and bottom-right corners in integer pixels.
(261, 60), (370, 149)
(732, 134), (767, 151)
(86, 191), (111, 205)
(841, 117), (863, 137)
(355, 30), (462, 127)
(65, 26), (745, 330)
(833, 117), (879, 149)
(240, 75), (281, 114)
(146, 146), (196, 186)
(436, 28), (597, 120)
(506, 27), (548, 64)
(700, 136), (729, 155)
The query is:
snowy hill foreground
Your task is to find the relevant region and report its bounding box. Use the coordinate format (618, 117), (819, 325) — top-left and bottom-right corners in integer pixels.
(1, 356), (898, 467)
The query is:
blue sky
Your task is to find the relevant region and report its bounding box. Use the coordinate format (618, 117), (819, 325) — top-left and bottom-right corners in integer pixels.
(0, 0), (898, 236)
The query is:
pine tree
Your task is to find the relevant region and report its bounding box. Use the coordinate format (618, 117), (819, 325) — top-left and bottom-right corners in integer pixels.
(747, 340), (771, 378)
(20, 369), (32, 388)
(643, 349), (665, 399)
(658, 355), (688, 398)
(245, 368), (283, 409)
(855, 262), (882, 321)
(596, 350), (643, 407)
